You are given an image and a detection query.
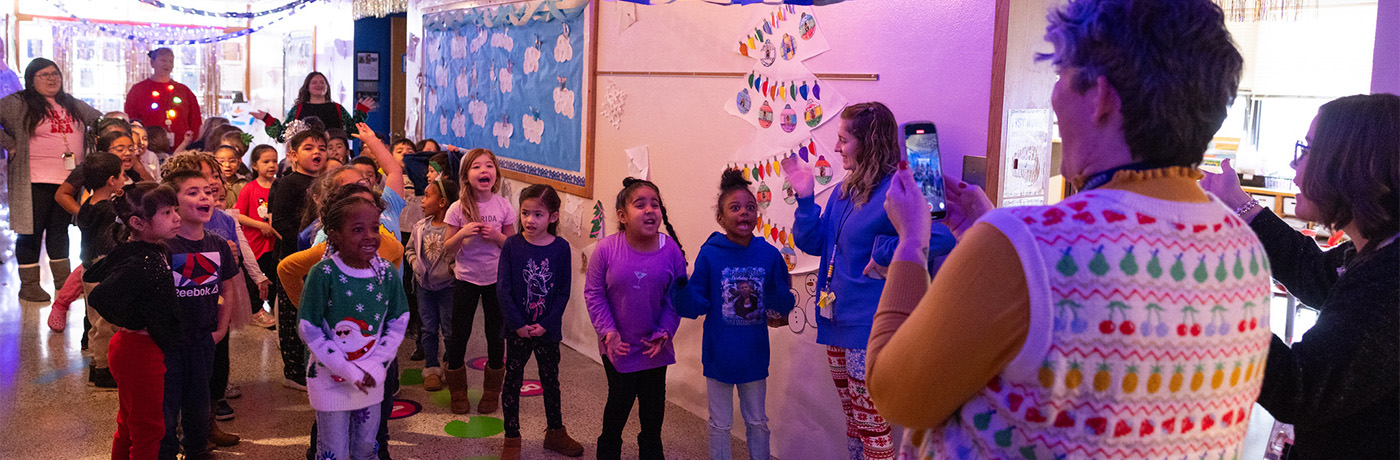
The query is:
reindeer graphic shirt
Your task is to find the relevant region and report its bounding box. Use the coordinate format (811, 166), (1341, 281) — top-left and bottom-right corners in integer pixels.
(497, 235), (572, 343)
(297, 254), (410, 412)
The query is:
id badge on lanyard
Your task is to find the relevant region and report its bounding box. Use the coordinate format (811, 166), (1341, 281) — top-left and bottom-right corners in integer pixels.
(63, 151), (76, 170)
(818, 248), (836, 320)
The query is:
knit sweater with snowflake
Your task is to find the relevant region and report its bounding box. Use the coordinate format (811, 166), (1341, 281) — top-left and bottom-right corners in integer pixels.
(297, 254), (410, 412)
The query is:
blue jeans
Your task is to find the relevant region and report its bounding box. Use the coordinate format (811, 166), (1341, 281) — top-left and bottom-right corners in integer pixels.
(707, 378), (770, 460)
(315, 405), (381, 460)
(159, 338), (214, 460)
(416, 286), (453, 369)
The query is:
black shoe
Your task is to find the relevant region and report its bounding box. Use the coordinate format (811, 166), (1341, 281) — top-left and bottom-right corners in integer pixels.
(91, 367), (117, 389)
(214, 399), (235, 421)
(409, 346), (425, 361)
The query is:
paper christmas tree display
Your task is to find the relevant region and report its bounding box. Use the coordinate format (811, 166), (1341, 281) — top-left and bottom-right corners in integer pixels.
(589, 200), (604, 239)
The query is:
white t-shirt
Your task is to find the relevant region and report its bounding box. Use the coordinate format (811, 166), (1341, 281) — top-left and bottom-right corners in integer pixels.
(445, 194), (515, 285)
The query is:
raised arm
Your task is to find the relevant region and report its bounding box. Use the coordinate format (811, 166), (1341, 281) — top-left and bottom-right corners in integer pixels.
(351, 122), (403, 198)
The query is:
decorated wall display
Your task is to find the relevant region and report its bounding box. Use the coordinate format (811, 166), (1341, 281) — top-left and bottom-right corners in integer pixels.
(724, 69), (846, 136)
(1000, 109), (1053, 207)
(422, 0), (595, 196)
(726, 135), (846, 274)
(734, 4), (829, 66)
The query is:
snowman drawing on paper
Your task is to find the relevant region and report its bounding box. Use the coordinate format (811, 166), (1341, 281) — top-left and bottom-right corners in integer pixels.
(522, 110), (544, 144)
(524, 36), (542, 74)
(438, 115), (450, 137)
(553, 77), (575, 119)
(468, 95), (488, 128)
(491, 31), (514, 51)
(500, 61), (514, 94)
(554, 23), (573, 62)
(493, 114), (514, 148)
(455, 72), (470, 98)
(470, 29), (489, 53)
(523, 259), (554, 321)
(451, 111), (467, 137)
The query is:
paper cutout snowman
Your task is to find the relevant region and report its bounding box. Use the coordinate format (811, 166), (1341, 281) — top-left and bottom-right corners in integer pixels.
(524, 36), (542, 74)
(493, 115), (514, 148)
(499, 61), (514, 94)
(451, 111), (467, 137)
(333, 317), (376, 362)
(553, 77), (576, 119)
(522, 110), (544, 144)
(455, 72), (470, 98)
(491, 31), (514, 51)
(555, 23), (573, 62)
(468, 96), (488, 127)
(470, 29), (488, 53)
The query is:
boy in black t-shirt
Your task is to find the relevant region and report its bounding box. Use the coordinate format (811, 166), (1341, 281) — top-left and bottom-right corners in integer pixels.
(158, 169), (241, 460)
(76, 152), (125, 389)
(267, 128), (327, 389)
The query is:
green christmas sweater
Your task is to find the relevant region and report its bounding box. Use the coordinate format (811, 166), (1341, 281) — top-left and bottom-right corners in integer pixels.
(297, 254), (409, 412)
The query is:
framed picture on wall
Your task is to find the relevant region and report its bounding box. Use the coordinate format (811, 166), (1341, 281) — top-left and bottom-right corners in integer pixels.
(357, 52), (379, 81)
(420, 0), (597, 197)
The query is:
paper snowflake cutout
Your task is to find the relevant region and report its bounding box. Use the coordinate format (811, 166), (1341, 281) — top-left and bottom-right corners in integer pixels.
(600, 80), (627, 130)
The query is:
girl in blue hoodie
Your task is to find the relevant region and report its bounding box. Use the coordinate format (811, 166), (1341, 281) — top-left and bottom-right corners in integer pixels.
(672, 168), (795, 460)
(790, 102), (956, 460)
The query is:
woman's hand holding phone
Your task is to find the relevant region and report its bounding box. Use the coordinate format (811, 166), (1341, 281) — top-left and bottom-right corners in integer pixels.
(942, 175), (994, 239)
(885, 166), (932, 265)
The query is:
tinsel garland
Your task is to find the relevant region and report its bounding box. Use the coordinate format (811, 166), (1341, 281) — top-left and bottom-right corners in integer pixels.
(353, 0), (407, 19)
(47, 0), (311, 45)
(137, 0), (324, 19)
(1213, 0), (1317, 22)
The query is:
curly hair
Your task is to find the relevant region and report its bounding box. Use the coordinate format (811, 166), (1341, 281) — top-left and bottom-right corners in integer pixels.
(1037, 0), (1242, 167)
(839, 102), (901, 207)
(716, 167), (754, 222)
(161, 151), (220, 179)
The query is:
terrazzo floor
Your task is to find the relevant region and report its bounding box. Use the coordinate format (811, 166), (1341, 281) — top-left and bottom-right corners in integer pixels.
(0, 250), (762, 460)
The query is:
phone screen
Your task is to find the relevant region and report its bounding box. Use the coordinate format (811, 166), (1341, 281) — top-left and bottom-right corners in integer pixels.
(905, 124), (947, 220)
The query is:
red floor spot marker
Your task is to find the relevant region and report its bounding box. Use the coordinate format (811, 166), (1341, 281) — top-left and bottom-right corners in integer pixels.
(467, 357), (488, 370)
(390, 399), (422, 419)
(520, 380), (543, 397)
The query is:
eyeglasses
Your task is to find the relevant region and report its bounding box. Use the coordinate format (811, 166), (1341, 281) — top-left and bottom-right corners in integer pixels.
(1291, 140), (1310, 169)
(108, 146), (133, 154)
(35, 71), (61, 80)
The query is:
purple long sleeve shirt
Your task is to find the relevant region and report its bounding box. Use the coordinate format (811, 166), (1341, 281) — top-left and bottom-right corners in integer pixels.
(585, 232), (686, 373)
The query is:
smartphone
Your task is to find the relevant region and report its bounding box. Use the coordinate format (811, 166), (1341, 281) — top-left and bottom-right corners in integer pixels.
(904, 121), (947, 221)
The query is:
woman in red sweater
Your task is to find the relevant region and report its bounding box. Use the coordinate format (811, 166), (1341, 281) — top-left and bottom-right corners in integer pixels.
(124, 48), (202, 147)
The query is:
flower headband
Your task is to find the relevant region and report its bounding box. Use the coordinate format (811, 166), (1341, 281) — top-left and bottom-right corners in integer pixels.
(280, 119), (311, 144)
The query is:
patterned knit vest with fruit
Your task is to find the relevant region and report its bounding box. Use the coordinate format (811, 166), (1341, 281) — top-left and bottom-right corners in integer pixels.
(930, 189), (1273, 460)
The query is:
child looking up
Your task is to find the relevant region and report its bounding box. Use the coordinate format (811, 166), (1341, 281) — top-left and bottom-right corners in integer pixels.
(269, 124), (328, 390)
(75, 151), (127, 389)
(297, 193), (409, 460)
(157, 169), (242, 460)
(497, 184), (583, 460)
(404, 178), (459, 391)
(585, 177), (687, 460)
(442, 148), (515, 414)
(672, 169), (795, 460)
(85, 182), (183, 460)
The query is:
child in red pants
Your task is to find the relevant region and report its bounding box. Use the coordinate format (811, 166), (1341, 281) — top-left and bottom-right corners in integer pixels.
(85, 183), (183, 459)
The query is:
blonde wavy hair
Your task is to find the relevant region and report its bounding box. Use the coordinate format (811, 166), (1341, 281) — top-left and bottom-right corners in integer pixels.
(839, 102), (901, 207)
(457, 148), (502, 223)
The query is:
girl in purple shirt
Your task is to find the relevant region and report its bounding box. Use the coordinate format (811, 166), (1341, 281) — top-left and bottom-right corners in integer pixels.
(585, 178), (686, 460)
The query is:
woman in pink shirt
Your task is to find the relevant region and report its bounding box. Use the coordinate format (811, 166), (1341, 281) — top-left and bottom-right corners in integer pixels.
(0, 58), (102, 302)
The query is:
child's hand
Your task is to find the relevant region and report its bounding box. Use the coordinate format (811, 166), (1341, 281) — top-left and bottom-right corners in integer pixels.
(516, 325), (533, 338)
(355, 372), (378, 394)
(641, 332), (669, 358)
(250, 110), (268, 120)
(351, 123), (384, 147)
(257, 279), (271, 300)
(443, 143), (462, 152)
(602, 331), (630, 359)
(766, 310), (790, 329)
(256, 221), (276, 237)
(528, 324), (547, 337)
(478, 223), (502, 241)
(462, 222), (486, 237)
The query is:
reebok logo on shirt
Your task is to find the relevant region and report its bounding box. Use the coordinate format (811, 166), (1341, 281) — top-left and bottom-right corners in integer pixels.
(172, 251), (223, 297)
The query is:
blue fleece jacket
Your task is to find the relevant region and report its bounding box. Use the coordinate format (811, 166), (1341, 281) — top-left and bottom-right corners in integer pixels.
(793, 174), (957, 349)
(672, 232), (795, 384)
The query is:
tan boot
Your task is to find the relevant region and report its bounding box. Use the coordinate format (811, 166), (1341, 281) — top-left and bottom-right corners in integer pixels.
(501, 436), (522, 460)
(209, 418), (241, 447)
(49, 258), (71, 293)
(544, 427), (585, 457)
(444, 366), (472, 414)
(477, 364), (505, 414)
(423, 367), (443, 391)
(18, 264), (51, 303)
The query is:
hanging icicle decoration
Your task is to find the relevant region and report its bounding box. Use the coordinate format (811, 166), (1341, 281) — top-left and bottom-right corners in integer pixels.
(1213, 0), (1316, 22)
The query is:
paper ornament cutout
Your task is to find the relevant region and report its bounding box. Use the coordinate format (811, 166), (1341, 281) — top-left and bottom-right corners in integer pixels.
(760, 40), (776, 67)
(781, 246), (797, 271)
(782, 180), (796, 205)
(781, 34), (796, 60)
(799, 13), (817, 40)
(815, 155), (833, 185)
(804, 100), (823, 128)
(756, 182), (772, 209)
(798, 144), (809, 161)
(589, 201), (604, 238)
(736, 89), (752, 114)
(813, 81), (822, 99)
(780, 104), (798, 133)
(758, 101), (774, 128)
(799, 81), (809, 100)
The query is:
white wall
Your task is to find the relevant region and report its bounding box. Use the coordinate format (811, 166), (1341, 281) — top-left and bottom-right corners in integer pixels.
(1375, 0), (1399, 94)
(1243, 2), (1378, 97)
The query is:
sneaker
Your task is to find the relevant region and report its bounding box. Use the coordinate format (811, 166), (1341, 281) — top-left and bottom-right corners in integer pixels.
(91, 367), (117, 390)
(214, 399), (235, 421)
(283, 377), (307, 391)
(225, 383), (242, 399)
(251, 310), (277, 329)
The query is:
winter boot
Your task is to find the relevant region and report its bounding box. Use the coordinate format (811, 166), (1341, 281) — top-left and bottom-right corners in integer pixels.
(422, 367), (443, 391)
(444, 366), (472, 414)
(18, 264), (50, 303)
(501, 436), (521, 460)
(477, 364), (505, 414)
(49, 259), (71, 294)
(544, 427), (585, 457)
(209, 417), (241, 447)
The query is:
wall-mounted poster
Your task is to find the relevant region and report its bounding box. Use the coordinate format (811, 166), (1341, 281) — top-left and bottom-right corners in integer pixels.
(1000, 109), (1053, 207)
(357, 52), (379, 81)
(422, 0), (594, 197)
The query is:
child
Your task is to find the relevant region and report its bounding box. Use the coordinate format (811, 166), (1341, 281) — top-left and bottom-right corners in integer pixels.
(270, 122), (328, 390)
(213, 144), (248, 209)
(157, 169), (242, 460)
(404, 178), (459, 391)
(74, 152), (126, 389)
(237, 144), (280, 327)
(585, 177), (687, 460)
(85, 182), (183, 460)
(671, 169), (795, 460)
(497, 184), (583, 459)
(297, 192), (409, 460)
(442, 148), (515, 414)
(325, 128), (351, 165)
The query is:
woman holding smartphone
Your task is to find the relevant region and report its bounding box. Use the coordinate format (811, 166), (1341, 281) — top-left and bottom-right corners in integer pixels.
(788, 102), (955, 460)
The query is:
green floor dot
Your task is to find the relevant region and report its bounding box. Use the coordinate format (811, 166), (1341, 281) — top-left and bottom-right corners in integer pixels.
(444, 416), (505, 438)
(400, 368), (424, 386)
(429, 388), (481, 409)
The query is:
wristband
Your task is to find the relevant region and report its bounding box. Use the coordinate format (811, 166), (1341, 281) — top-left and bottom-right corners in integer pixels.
(1233, 200), (1260, 217)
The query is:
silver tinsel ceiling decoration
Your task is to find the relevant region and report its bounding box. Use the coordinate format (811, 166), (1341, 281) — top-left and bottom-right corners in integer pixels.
(1214, 0), (1318, 22)
(353, 0), (407, 19)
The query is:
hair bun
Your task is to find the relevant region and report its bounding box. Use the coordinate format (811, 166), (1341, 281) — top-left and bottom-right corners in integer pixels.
(719, 168), (751, 191)
(622, 177), (642, 188)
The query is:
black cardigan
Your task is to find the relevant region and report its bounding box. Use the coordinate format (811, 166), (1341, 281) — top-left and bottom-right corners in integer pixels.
(1250, 210), (1398, 459)
(83, 241), (182, 353)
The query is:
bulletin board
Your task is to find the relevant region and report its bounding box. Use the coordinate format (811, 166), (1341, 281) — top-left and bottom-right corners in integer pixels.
(421, 1), (597, 197)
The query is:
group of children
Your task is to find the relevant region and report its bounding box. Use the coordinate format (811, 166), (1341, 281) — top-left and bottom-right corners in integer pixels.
(71, 104), (800, 460)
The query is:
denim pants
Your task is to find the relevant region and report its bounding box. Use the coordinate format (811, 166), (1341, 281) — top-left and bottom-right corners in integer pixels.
(159, 337), (214, 460)
(707, 378), (770, 460)
(416, 286), (453, 369)
(308, 360), (398, 460)
(316, 405), (381, 460)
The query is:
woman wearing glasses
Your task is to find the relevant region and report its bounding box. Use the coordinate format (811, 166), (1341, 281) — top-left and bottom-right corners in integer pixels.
(1202, 93), (1399, 458)
(0, 58), (103, 303)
